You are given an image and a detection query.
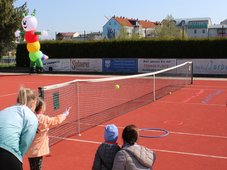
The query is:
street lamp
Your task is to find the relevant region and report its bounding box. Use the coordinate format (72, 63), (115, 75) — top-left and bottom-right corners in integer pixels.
(181, 20), (185, 39)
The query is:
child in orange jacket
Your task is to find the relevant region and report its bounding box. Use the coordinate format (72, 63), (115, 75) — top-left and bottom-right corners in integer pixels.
(26, 97), (71, 170)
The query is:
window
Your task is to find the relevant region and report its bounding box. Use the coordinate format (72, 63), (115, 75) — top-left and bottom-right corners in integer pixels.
(202, 29), (206, 33)
(194, 30), (197, 34)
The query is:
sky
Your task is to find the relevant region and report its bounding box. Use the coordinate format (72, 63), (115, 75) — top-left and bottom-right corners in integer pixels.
(14, 0), (227, 38)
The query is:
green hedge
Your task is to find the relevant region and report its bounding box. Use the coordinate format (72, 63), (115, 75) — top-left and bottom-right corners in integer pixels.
(16, 39), (227, 67)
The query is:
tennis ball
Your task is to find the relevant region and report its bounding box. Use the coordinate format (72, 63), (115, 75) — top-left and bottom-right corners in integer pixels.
(115, 84), (120, 90)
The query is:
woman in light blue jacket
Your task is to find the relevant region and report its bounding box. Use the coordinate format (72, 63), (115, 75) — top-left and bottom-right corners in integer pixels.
(0, 88), (38, 170)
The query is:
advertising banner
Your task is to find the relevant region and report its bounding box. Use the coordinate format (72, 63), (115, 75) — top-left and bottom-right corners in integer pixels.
(43, 59), (71, 71)
(138, 59), (176, 73)
(177, 59), (227, 75)
(103, 58), (138, 73)
(70, 58), (102, 72)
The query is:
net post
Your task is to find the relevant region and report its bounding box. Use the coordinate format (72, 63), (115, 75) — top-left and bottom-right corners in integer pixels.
(153, 75), (156, 101)
(38, 87), (44, 99)
(190, 62), (193, 84)
(76, 81), (81, 136)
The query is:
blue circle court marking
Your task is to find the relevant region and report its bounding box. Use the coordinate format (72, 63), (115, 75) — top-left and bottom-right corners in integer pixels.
(139, 128), (169, 138)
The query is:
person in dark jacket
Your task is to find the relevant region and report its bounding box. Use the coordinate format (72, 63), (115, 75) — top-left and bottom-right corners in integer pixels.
(92, 124), (121, 170)
(112, 124), (156, 170)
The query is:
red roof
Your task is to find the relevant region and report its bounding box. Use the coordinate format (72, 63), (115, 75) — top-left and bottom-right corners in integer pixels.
(114, 17), (133, 27)
(139, 20), (157, 28)
(113, 16), (157, 28)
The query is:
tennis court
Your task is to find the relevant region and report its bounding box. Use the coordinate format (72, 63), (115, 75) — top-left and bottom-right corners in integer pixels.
(0, 71), (227, 170)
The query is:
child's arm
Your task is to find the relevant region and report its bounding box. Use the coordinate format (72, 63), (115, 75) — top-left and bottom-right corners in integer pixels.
(40, 107), (71, 127)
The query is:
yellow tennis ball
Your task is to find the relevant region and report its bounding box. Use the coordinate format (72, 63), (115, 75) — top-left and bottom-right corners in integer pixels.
(115, 84), (120, 90)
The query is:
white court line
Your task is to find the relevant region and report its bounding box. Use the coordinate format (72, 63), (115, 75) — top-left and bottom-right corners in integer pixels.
(153, 148), (227, 159)
(159, 100), (225, 107)
(0, 88), (37, 98)
(183, 86), (227, 90)
(194, 77), (227, 81)
(0, 92), (18, 98)
(93, 124), (227, 139)
(75, 123), (227, 139)
(169, 131), (227, 139)
(49, 136), (227, 160)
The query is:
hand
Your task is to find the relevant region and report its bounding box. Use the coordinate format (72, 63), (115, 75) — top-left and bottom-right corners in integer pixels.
(15, 30), (21, 37)
(41, 30), (48, 36)
(63, 107), (71, 116)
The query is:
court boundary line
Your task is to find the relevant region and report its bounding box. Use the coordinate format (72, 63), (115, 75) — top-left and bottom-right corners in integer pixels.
(183, 86), (227, 90)
(60, 122), (227, 139)
(49, 135), (227, 160)
(158, 100), (225, 107)
(97, 125), (227, 139)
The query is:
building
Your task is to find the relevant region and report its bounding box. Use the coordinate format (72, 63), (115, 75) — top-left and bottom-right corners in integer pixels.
(220, 19), (227, 25)
(175, 18), (212, 38)
(73, 32), (102, 41)
(208, 24), (227, 38)
(56, 32), (79, 40)
(102, 16), (158, 39)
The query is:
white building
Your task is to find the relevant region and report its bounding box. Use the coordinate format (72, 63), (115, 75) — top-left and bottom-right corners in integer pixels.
(102, 16), (158, 39)
(208, 24), (227, 38)
(220, 19), (227, 25)
(56, 32), (79, 40)
(175, 18), (212, 38)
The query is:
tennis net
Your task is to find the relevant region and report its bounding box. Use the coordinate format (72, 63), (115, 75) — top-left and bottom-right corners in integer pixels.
(38, 61), (193, 145)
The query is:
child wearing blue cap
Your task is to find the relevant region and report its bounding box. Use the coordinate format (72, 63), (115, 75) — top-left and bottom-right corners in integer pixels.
(92, 124), (120, 170)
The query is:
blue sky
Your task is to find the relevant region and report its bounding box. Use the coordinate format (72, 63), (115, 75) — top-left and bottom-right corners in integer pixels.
(14, 0), (227, 35)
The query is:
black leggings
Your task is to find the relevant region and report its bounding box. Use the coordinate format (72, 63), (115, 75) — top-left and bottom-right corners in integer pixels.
(28, 157), (43, 170)
(0, 147), (23, 170)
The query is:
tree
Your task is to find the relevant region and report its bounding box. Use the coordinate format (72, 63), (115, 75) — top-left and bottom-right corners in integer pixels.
(154, 15), (183, 39)
(118, 25), (140, 40)
(0, 0), (27, 56)
(118, 25), (129, 40)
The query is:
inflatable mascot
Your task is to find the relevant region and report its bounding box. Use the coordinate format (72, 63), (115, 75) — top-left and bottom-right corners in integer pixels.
(21, 10), (48, 73)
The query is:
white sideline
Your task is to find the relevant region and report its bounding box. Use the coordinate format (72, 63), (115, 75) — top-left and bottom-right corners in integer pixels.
(49, 135), (227, 160)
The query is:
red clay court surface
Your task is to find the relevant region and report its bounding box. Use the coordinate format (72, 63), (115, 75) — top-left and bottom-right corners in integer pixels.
(0, 73), (227, 170)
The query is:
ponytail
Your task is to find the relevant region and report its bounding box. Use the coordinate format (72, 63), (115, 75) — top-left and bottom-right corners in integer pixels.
(17, 87), (36, 107)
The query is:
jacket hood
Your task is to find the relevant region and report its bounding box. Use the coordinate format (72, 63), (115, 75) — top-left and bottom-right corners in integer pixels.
(125, 144), (155, 168)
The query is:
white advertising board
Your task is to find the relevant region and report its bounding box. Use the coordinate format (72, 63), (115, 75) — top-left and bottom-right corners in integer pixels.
(177, 59), (227, 75)
(70, 58), (102, 72)
(138, 59), (177, 73)
(43, 59), (71, 71)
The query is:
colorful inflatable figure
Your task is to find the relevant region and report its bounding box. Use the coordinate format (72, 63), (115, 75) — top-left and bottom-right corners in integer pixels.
(21, 10), (48, 73)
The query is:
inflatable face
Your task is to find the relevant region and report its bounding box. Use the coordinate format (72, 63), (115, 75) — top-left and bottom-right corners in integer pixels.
(22, 15), (38, 32)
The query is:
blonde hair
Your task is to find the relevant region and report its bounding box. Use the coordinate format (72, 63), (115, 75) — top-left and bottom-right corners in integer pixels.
(17, 87), (37, 106)
(35, 97), (46, 114)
